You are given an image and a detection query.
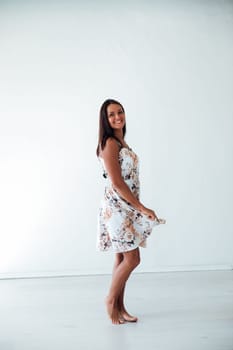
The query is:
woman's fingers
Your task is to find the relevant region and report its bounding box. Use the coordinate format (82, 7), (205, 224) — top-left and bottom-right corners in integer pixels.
(141, 207), (165, 224)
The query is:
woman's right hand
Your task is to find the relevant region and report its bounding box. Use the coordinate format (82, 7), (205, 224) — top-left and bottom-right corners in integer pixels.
(139, 206), (159, 222)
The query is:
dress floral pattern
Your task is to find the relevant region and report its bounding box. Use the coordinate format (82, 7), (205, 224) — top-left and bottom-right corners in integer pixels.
(97, 142), (159, 252)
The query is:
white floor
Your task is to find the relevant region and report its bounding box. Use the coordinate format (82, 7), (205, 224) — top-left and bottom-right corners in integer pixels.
(0, 270), (232, 350)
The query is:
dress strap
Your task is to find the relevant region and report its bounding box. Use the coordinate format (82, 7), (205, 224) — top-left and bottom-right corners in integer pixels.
(115, 139), (123, 150)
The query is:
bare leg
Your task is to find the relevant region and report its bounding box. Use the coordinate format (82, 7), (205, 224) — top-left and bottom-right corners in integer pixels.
(118, 284), (138, 322)
(111, 252), (139, 322)
(106, 248), (140, 324)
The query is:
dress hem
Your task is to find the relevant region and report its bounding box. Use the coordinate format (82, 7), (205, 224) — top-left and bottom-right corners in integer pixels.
(96, 243), (146, 253)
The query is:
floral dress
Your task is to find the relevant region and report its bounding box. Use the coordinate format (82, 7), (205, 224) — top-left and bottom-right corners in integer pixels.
(97, 141), (159, 253)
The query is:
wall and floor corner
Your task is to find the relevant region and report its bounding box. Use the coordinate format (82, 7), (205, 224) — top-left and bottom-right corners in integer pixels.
(0, 0), (232, 279)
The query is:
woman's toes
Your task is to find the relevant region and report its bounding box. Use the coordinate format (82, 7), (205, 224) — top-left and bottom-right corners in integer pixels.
(121, 311), (138, 322)
(111, 309), (125, 325)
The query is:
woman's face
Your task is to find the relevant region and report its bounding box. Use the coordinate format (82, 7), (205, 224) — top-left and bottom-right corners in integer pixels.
(107, 103), (125, 130)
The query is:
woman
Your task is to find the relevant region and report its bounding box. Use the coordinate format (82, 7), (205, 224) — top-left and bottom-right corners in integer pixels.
(96, 99), (165, 325)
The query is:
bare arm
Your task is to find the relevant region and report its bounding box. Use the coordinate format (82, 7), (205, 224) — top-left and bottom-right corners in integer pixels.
(101, 138), (157, 220)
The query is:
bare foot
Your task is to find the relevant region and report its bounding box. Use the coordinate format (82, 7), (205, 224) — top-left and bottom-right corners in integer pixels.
(120, 308), (138, 322)
(105, 296), (125, 325)
(111, 308), (125, 325)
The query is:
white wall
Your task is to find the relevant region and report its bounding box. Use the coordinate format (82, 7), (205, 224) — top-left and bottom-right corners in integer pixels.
(0, 0), (232, 278)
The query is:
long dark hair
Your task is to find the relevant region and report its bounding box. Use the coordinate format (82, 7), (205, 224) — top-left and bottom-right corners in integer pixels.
(96, 99), (126, 157)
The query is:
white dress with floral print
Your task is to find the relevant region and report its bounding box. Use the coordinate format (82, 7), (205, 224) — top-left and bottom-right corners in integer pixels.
(97, 142), (159, 252)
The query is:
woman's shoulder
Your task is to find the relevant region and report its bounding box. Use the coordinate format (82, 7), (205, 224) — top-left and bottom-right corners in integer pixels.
(99, 137), (122, 158)
(105, 137), (122, 151)
(106, 137), (122, 147)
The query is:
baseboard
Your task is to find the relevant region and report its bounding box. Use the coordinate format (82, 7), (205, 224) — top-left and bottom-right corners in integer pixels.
(0, 264), (232, 280)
